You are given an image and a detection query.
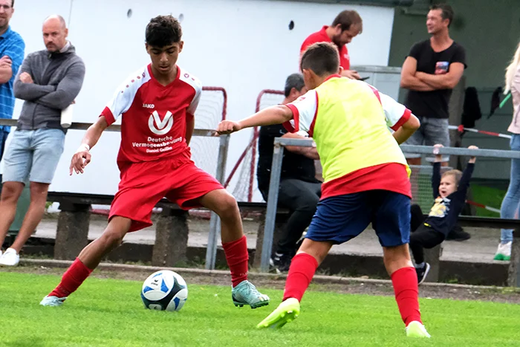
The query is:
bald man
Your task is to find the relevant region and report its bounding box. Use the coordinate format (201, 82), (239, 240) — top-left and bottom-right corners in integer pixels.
(0, 15), (85, 266)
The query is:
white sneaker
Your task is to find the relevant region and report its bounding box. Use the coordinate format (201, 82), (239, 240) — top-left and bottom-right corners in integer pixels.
(493, 242), (512, 261)
(0, 248), (20, 266)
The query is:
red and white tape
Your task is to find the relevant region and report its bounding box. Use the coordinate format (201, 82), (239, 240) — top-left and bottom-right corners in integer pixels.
(449, 125), (512, 139)
(466, 200), (501, 214)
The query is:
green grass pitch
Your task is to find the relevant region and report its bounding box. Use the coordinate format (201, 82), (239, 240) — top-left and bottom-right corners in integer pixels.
(1, 271), (519, 346)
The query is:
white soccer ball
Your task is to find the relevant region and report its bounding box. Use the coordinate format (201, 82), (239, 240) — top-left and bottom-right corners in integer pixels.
(141, 270), (188, 311)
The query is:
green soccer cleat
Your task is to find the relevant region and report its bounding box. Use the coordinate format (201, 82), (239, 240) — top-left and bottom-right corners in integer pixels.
(256, 298), (300, 329)
(231, 280), (270, 309)
(406, 321), (431, 338)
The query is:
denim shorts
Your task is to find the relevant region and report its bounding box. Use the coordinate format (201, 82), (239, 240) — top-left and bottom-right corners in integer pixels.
(404, 117), (450, 161)
(2, 129), (65, 184)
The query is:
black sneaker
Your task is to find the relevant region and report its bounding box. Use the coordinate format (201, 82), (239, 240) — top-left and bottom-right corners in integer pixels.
(446, 226), (471, 241)
(416, 263), (431, 285)
(271, 253), (293, 274)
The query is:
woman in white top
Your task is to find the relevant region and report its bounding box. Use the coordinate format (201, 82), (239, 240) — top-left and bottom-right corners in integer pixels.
(495, 42), (520, 261)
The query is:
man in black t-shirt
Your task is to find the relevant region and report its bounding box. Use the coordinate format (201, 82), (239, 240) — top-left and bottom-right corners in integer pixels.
(257, 73), (320, 273)
(400, 3), (466, 166)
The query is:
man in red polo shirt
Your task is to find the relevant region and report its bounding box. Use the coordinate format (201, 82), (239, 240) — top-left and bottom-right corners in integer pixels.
(300, 10), (362, 80)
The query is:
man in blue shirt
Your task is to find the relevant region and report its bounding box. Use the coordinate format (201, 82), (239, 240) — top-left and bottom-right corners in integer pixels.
(0, 0), (25, 178)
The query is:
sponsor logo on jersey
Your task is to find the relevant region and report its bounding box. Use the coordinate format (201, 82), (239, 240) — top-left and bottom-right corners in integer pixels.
(143, 103), (155, 109)
(148, 111), (173, 135)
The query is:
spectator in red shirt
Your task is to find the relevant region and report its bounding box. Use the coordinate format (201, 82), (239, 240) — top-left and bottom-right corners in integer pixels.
(300, 10), (362, 80)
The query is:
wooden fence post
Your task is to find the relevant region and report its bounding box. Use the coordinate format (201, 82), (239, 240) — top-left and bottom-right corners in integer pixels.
(55, 201), (91, 260)
(152, 207), (189, 267)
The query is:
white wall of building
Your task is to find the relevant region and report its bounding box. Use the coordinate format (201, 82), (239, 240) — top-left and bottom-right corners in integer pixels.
(5, 0), (395, 199)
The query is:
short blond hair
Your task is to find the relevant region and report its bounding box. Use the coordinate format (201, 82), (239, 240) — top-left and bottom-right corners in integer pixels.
(442, 169), (462, 185)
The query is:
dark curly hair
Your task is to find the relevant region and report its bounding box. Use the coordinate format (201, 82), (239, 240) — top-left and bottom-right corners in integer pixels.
(145, 15), (182, 47)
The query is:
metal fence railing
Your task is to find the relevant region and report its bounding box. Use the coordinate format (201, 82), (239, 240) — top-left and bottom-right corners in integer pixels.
(259, 138), (520, 272)
(0, 118), (230, 271)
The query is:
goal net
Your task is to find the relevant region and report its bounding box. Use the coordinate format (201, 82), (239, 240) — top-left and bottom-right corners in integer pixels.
(190, 87), (227, 178)
(225, 90), (284, 202)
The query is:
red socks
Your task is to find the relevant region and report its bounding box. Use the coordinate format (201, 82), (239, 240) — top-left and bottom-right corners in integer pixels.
(222, 236), (249, 287)
(283, 253), (318, 301)
(391, 267), (422, 325)
(49, 258), (93, 298)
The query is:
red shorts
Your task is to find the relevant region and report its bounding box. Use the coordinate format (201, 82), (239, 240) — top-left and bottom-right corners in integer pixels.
(110, 155), (223, 232)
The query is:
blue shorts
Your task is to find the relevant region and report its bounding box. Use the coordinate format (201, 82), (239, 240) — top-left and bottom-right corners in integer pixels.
(306, 190), (411, 247)
(2, 129), (65, 184)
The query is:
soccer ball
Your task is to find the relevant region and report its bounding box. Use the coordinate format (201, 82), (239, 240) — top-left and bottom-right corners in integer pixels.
(141, 270), (188, 311)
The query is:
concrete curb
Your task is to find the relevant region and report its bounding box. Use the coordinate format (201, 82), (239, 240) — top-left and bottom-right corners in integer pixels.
(20, 258), (510, 291)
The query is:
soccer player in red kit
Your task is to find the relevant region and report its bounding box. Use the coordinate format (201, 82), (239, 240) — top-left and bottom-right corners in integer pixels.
(40, 15), (269, 309)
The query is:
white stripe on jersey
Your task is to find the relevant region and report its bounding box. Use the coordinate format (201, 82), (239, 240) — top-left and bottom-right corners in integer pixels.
(178, 68), (202, 115)
(379, 92), (408, 129)
(104, 66), (152, 124)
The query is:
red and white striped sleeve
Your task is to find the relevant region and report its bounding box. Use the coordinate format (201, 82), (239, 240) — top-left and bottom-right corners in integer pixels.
(100, 66), (151, 125)
(284, 90), (319, 135)
(179, 68), (202, 116)
(378, 92), (412, 131)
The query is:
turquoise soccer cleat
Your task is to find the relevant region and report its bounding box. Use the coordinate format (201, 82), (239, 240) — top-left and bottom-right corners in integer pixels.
(40, 296), (67, 307)
(231, 280), (270, 309)
(256, 298), (300, 329)
(406, 321), (431, 338)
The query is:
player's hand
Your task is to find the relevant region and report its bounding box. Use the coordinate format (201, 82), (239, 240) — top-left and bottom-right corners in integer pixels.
(341, 69), (361, 80)
(19, 72), (33, 84)
(216, 120), (242, 135)
(433, 144), (443, 162)
(468, 145), (478, 163)
(69, 144), (91, 175)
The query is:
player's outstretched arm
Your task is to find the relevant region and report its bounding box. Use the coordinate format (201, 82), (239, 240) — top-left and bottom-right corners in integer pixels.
(392, 114), (420, 144)
(69, 116), (109, 175)
(217, 105), (293, 134)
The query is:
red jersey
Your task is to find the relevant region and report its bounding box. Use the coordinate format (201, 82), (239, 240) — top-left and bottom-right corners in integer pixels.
(300, 26), (350, 70)
(101, 64), (201, 166)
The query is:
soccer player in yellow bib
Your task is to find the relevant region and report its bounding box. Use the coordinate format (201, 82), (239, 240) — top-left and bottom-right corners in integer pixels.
(217, 42), (430, 338)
